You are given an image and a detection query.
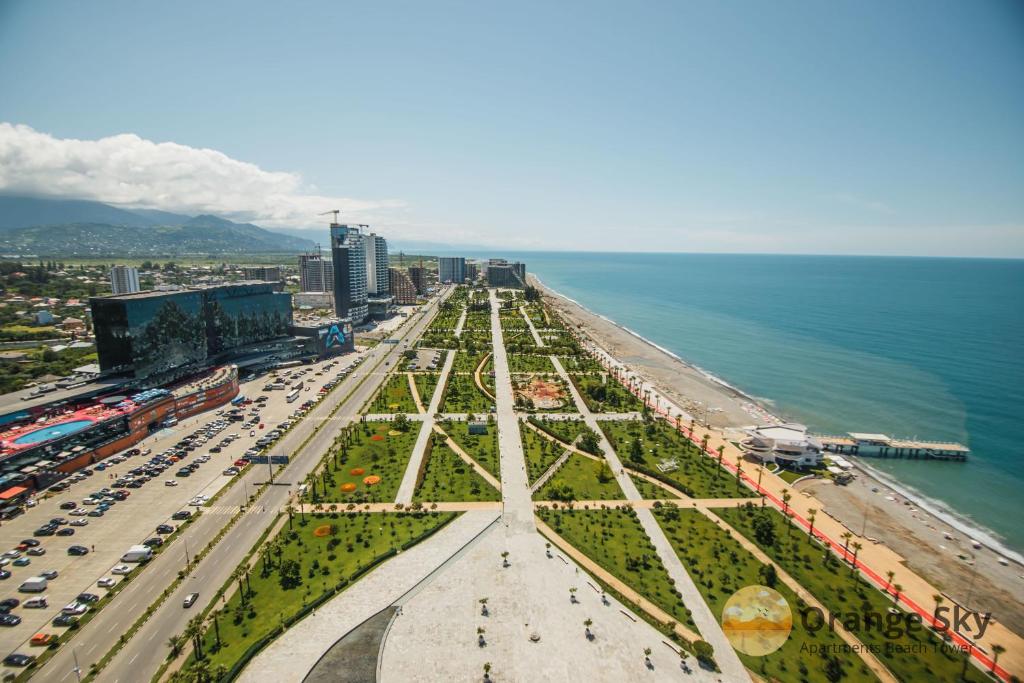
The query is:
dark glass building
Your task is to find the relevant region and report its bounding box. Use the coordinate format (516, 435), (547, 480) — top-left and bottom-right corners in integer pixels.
(91, 283), (293, 380)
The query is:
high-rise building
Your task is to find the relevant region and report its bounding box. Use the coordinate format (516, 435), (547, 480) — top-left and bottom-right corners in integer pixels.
(298, 251), (334, 293)
(109, 265), (140, 295)
(241, 266), (282, 283)
(330, 223), (368, 323)
(465, 262), (479, 283)
(408, 265), (427, 295)
(389, 268), (418, 304)
(364, 234), (390, 295)
(486, 259), (527, 288)
(438, 256), (466, 284)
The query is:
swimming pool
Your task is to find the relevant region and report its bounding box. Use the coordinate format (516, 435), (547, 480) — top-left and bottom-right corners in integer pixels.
(12, 419), (95, 446)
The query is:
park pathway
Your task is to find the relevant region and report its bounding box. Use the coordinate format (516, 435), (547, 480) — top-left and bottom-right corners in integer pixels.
(550, 355), (750, 681)
(453, 305), (467, 338)
(407, 372), (425, 413)
(490, 289), (535, 534)
(520, 305), (545, 347)
(396, 350), (456, 504)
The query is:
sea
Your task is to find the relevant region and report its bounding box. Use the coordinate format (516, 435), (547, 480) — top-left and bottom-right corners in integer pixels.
(457, 252), (1024, 554)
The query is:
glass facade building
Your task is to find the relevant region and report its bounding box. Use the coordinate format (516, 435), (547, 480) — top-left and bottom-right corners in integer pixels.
(91, 283), (293, 379)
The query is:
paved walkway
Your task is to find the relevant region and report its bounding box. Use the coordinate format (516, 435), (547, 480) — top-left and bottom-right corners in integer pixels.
(490, 290), (535, 534)
(551, 355), (750, 681)
(472, 351), (495, 401)
(520, 305), (545, 347)
(407, 371), (426, 413)
(239, 510), (500, 683)
(396, 350), (456, 504)
(453, 306), (467, 338)
(529, 435), (578, 493)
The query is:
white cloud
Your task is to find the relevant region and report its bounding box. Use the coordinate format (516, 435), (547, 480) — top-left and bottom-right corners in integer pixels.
(0, 122), (405, 229)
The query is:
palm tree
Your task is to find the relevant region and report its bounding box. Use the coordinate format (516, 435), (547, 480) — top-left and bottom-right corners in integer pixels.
(991, 644), (1005, 673)
(700, 434), (709, 455)
(892, 583), (902, 604)
(501, 551), (510, 567)
(569, 587), (578, 603)
(480, 597), (489, 616)
(932, 594), (944, 628)
(885, 570), (895, 590)
(584, 618), (593, 639)
(186, 616), (204, 660)
(841, 531), (853, 556)
(233, 567), (247, 605)
(850, 542), (862, 575)
(716, 445), (725, 478)
(166, 633), (183, 658)
(781, 489), (791, 515)
(807, 509), (817, 540)
(285, 504), (297, 530)
(483, 662), (492, 682)
(211, 609), (222, 649)
(644, 647), (653, 667)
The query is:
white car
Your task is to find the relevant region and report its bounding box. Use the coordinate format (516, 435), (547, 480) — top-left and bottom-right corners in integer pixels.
(111, 564), (132, 575)
(165, 480), (178, 487)
(97, 577), (116, 588)
(82, 498), (98, 505)
(69, 508), (88, 516)
(61, 602), (89, 616)
(69, 519), (89, 527)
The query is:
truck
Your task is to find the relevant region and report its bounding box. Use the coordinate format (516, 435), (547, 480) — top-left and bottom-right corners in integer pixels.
(18, 576), (48, 593)
(121, 545), (154, 563)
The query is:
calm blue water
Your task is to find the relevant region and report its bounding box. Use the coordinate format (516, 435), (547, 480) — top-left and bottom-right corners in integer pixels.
(486, 252), (1024, 551)
(14, 419), (94, 445)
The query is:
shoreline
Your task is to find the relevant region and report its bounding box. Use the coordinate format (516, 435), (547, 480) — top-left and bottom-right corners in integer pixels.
(532, 274), (1024, 637)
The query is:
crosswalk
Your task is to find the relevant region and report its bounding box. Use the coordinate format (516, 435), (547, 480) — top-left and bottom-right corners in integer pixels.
(202, 504), (275, 516)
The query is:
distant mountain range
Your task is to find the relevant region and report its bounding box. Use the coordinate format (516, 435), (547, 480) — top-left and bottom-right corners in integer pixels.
(0, 195), (318, 256)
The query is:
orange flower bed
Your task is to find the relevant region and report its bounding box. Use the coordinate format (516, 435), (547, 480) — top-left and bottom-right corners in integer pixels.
(349, 467), (365, 476)
(340, 482), (357, 493)
(313, 525), (332, 537)
(363, 475), (381, 486)
(370, 434), (385, 441)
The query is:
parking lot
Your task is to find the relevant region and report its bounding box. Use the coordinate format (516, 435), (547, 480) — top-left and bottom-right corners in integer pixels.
(0, 350), (369, 659)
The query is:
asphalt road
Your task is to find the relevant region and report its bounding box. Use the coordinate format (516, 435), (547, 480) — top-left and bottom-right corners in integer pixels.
(30, 289), (449, 683)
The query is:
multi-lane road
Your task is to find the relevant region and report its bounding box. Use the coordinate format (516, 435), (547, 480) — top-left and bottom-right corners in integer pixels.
(28, 288), (449, 683)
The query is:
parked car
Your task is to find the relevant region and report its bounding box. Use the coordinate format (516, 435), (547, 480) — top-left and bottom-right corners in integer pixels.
(0, 614), (22, 627)
(56, 528), (75, 537)
(67, 546), (89, 556)
(97, 578), (115, 588)
(2, 653), (33, 666)
(111, 564), (131, 575)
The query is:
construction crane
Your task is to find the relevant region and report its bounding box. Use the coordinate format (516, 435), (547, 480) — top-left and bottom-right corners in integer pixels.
(318, 209), (341, 224)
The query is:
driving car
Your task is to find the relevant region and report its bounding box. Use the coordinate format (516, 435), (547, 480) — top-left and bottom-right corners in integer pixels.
(183, 592), (199, 608)
(2, 653), (33, 666)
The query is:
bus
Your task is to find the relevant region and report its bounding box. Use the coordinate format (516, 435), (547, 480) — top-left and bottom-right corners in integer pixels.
(292, 380), (305, 392)
(286, 389), (300, 403)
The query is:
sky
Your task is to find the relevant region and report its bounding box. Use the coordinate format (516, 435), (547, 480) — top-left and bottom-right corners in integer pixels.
(1, 0), (1022, 256)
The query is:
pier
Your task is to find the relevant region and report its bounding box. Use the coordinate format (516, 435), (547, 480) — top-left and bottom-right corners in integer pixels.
(816, 432), (969, 461)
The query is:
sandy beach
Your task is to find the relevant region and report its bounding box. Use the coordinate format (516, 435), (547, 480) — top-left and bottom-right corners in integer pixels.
(534, 276), (1024, 675)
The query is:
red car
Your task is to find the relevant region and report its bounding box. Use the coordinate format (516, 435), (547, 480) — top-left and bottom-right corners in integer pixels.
(233, 459), (250, 468)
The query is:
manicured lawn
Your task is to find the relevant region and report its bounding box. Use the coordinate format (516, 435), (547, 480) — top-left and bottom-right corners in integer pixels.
(311, 421), (419, 504)
(442, 419), (500, 480)
(441, 373), (495, 413)
(570, 373), (644, 412)
(557, 354), (604, 372)
(499, 310), (529, 331)
(536, 507), (697, 631)
(412, 372), (440, 410)
(503, 329), (539, 355)
(528, 417), (602, 455)
(534, 453), (624, 501)
(654, 506), (877, 683)
(508, 354), (555, 373)
(368, 373), (418, 413)
(631, 474), (679, 499)
(452, 350), (488, 373)
(717, 504), (989, 683)
(413, 437), (500, 502)
(462, 310), (492, 331)
(459, 330), (492, 353)
(521, 421), (565, 485)
(188, 510), (457, 675)
(601, 420), (750, 499)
